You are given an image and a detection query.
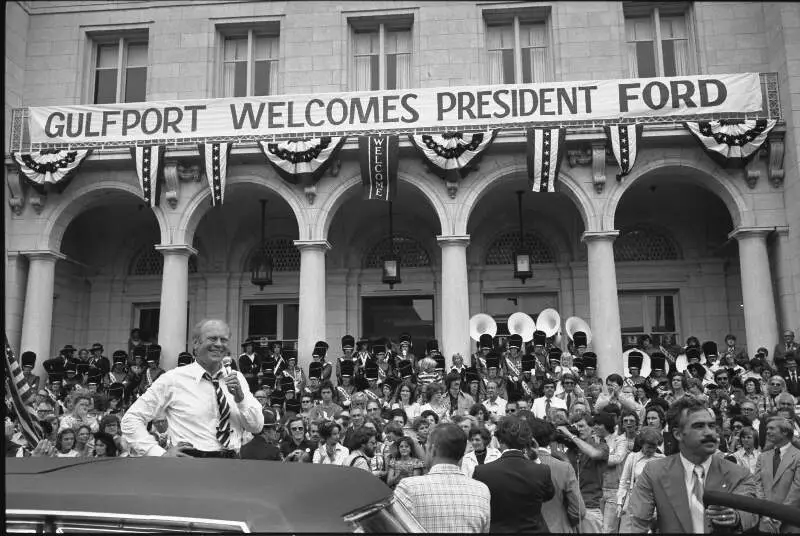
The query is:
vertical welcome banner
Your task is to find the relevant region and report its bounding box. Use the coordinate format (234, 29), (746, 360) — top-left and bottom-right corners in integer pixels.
(359, 135), (399, 201)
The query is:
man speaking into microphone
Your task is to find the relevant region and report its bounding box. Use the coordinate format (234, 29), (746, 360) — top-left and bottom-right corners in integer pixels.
(122, 319), (264, 458)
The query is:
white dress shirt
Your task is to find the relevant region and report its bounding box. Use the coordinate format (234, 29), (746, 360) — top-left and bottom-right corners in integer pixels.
(532, 395), (567, 420)
(484, 396), (508, 418)
(733, 447), (760, 474)
(679, 453), (713, 534)
(121, 361), (264, 456)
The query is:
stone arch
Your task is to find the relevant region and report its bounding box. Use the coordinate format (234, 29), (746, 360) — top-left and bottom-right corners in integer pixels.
(177, 171), (309, 246)
(40, 181), (169, 252)
(605, 155), (752, 230)
(455, 160), (597, 236)
(314, 170), (449, 241)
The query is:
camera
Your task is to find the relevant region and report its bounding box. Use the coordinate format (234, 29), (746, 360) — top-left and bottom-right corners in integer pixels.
(554, 424), (579, 446)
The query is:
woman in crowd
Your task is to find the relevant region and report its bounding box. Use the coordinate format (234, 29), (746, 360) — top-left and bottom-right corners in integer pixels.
(733, 425), (760, 474)
(54, 428), (81, 457)
(665, 373), (689, 404)
(58, 393), (99, 434)
(99, 415), (130, 457)
(743, 377), (765, 411)
(419, 384), (447, 423)
(616, 426), (665, 532)
(442, 372), (474, 419)
(74, 425), (94, 457)
(461, 426), (501, 478)
(392, 382), (421, 423)
(620, 410), (639, 451)
(469, 403), (495, 434)
(386, 436), (425, 488)
(312, 420), (349, 465)
(643, 404), (677, 455)
(411, 416), (432, 453)
(92, 432), (117, 457)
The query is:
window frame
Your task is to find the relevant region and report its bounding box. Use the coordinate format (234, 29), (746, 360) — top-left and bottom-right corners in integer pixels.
(623, 2), (697, 77)
(86, 32), (149, 104)
(215, 20), (282, 98)
(347, 14), (415, 91)
(244, 301), (299, 349)
(618, 290), (681, 343)
(483, 8), (552, 84)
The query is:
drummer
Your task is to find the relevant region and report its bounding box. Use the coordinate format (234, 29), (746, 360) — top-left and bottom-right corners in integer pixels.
(624, 351), (647, 387)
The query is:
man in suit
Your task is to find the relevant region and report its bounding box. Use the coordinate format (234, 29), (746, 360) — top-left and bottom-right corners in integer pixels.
(473, 415), (555, 533)
(755, 416), (800, 533)
(782, 356), (800, 398)
(626, 397), (759, 533)
(529, 417), (585, 533)
(775, 330), (800, 363)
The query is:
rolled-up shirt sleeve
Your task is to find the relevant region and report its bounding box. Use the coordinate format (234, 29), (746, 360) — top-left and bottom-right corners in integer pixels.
(230, 371), (264, 434)
(121, 375), (173, 457)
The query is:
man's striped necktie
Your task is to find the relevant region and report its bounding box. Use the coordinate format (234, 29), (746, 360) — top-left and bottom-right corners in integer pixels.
(204, 372), (231, 448)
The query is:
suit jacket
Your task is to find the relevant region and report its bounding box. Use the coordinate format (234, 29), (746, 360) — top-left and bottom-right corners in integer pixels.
(627, 453), (759, 533)
(537, 450), (585, 533)
(755, 444), (800, 532)
(775, 342), (800, 362)
(473, 450), (556, 533)
(782, 371), (800, 397)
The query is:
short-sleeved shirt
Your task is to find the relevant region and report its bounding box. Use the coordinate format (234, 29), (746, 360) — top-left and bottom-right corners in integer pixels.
(566, 439), (608, 509)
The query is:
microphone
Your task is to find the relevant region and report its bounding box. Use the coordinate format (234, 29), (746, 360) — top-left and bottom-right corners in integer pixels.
(222, 356), (233, 377)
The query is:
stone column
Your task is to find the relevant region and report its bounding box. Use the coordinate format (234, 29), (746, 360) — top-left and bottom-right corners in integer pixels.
(155, 244), (196, 371)
(582, 231), (623, 378)
(5, 252), (28, 354)
(294, 240), (330, 372)
(437, 235), (471, 368)
(20, 250), (65, 381)
(729, 227), (780, 361)
(771, 226), (799, 335)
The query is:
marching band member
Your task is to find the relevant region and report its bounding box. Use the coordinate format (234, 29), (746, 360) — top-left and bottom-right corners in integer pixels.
(625, 351), (646, 387)
(372, 343), (391, 383)
(337, 360), (356, 407)
(483, 353), (508, 401)
(238, 337), (262, 393)
(138, 345), (165, 396)
(396, 358), (415, 386)
(20, 351), (41, 392)
(397, 333), (417, 371)
(304, 362), (323, 401)
(578, 352), (598, 391)
(336, 335), (356, 385)
(269, 340), (287, 376)
(311, 341), (332, 382)
(647, 352), (669, 389)
(472, 334), (493, 376)
(426, 340), (446, 377)
(283, 351), (306, 394)
(532, 330), (548, 371)
(363, 361), (383, 402)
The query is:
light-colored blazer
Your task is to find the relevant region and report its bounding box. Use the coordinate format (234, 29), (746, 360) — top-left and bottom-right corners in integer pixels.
(537, 451), (585, 534)
(626, 453), (759, 533)
(755, 444), (800, 533)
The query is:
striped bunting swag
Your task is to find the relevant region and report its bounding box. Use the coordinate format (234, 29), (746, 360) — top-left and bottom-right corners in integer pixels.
(526, 127), (566, 192)
(684, 119), (777, 168)
(605, 124), (643, 180)
(130, 145), (164, 207)
(13, 149), (91, 194)
(408, 131), (496, 182)
(199, 142), (232, 206)
(259, 137), (346, 187)
(4, 337), (43, 449)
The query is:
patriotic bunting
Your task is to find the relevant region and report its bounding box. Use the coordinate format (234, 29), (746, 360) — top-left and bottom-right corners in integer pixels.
(13, 149), (91, 194)
(130, 145), (164, 207)
(199, 142), (232, 206)
(605, 124), (643, 180)
(526, 127), (566, 192)
(408, 131), (497, 182)
(259, 137), (346, 187)
(684, 119), (777, 168)
(4, 337), (43, 450)
(359, 135), (399, 201)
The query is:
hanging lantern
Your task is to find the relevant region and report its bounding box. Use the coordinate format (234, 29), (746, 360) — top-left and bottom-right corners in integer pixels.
(383, 201), (401, 289)
(514, 190), (533, 284)
(250, 199), (273, 290)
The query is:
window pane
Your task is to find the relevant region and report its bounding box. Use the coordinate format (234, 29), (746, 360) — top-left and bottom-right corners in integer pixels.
(255, 34), (278, 60)
(354, 30), (379, 55)
(254, 60), (271, 95)
(97, 43), (119, 69)
(502, 48), (515, 84)
(635, 41), (657, 77)
(619, 294), (644, 333)
(386, 29), (411, 54)
(354, 56), (374, 91)
(362, 296), (435, 342)
(249, 305), (278, 340)
(660, 15), (687, 39)
(625, 17), (654, 41)
(124, 66), (146, 102)
(224, 37), (248, 61)
(126, 42), (148, 67)
(486, 24), (513, 50)
(520, 22), (547, 47)
(94, 69), (118, 104)
(647, 295), (676, 332)
(370, 54), (379, 90)
(662, 39), (690, 76)
(282, 304), (299, 341)
(233, 62), (247, 97)
(386, 53), (397, 90)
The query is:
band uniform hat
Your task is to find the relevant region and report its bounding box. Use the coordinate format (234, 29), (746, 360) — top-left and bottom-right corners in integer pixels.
(426, 339), (440, 354)
(341, 335), (355, 350)
(60, 344), (77, 356)
(533, 330), (547, 347)
(107, 382), (125, 399)
(573, 331), (588, 348)
(340, 359), (355, 378)
(572, 356), (585, 372)
(548, 347), (563, 363)
(686, 347), (702, 363)
(270, 392), (285, 407)
(262, 355), (277, 373)
(91, 343), (104, 352)
(112, 351), (127, 365)
(86, 368), (102, 385)
(241, 336), (257, 349)
(285, 398), (302, 415)
(465, 366), (480, 384)
(364, 361), (379, 381)
(270, 340), (283, 350)
(280, 375), (295, 393)
(145, 344), (161, 362)
(308, 361), (323, 379)
(64, 360), (78, 373)
(433, 354), (446, 372)
(75, 362), (90, 376)
(521, 354), (536, 372)
(284, 349), (298, 363)
(582, 352), (597, 369)
(132, 346), (147, 360)
(650, 352), (666, 371)
(177, 352), (194, 367)
(21, 351), (36, 369)
(383, 375), (400, 393)
(628, 351), (644, 370)
(399, 332), (412, 346)
(397, 359), (413, 378)
(48, 371), (64, 383)
(479, 333), (494, 350)
(261, 371), (277, 389)
(372, 343), (386, 355)
(702, 341), (718, 359)
(357, 337), (371, 351)
(43, 358), (65, 375)
(313, 341), (329, 358)
(508, 334), (523, 350)
(485, 352), (500, 370)
(262, 409), (279, 428)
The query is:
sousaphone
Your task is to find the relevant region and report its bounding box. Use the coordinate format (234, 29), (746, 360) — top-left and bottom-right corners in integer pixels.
(536, 308), (561, 338)
(622, 348), (652, 379)
(469, 313), (497, 342)
(507, 312), (536, 343)
(565, 316), (593, 346)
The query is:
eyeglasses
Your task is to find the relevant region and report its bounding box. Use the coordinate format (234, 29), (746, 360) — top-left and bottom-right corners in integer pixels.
(770, 382), (783, 386)
(507, 408), (517, 413)
(290, 426), (305, 431)
(367, 407), (380, 412)
(301, 400), (312, 404)
(562, 381), (575, 385)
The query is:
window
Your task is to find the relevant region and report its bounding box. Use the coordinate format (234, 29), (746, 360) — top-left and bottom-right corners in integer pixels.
(130, 246), (198, 275)
(363, 235), (431, 269)
(350, 17), (412, 91)
(614, 226), (680, 261)
(485, 231), (556, 265)
(221, 26), (279, 97)
(246, 302), (298, 348)
(362, 296), (434, 342)
(619, 291), (679, 345)
(134, 303), (160, 343)
(624, 4), (693, 77)
(485, 12), (550, 84)
(244, 238), (300, 272)
(93, 37), (148, 104)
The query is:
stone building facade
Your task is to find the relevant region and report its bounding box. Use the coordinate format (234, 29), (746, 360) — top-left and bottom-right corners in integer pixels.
(4, 0), (799, 381)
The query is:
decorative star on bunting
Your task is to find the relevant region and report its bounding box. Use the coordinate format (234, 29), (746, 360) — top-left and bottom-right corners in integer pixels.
(526, 127), (565, 193)
(130, 145), (163, 207)
(684, 119), (777, 168)
(604, 124), (643, 181)
(199, 142), (231, 206)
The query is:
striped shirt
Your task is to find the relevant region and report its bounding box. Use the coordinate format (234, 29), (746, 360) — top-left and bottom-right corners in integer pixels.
(394, 463), (491, 533)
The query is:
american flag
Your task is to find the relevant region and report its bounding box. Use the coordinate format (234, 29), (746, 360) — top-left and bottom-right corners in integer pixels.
(4, 337), (43, 449)
(684, 119), (777, 168)
(199, 142), (231, 206)
(526, 127), (565, 193)
(605, 124), (643, 180)
(131, 145), (163, 207)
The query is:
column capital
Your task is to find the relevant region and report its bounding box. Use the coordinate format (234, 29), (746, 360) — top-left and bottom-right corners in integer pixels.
(581, 230), (620, 243)
(727, 227), (775, 241)
(155, 244), (198, 257)
(436, 234), (471, 247)
(293, 239), (331, 252)
(20, 249), (66, 262)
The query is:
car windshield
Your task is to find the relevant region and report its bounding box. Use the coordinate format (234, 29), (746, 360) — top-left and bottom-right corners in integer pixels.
(343, 496), (425, 533)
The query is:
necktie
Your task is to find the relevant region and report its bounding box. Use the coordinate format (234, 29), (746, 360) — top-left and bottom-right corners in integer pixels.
(545, 398), (551, 416)
(691, 465), (705, 533)
(773, 448), (781, 477)
(567, 393), (572, 408)
(204, 372), (231, 449)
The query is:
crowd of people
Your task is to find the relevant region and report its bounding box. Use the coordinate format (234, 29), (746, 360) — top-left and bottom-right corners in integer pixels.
(5, 321), (800, 533)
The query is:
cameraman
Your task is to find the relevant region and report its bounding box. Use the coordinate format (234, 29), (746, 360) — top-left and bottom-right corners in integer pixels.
(280, 415), (315, 462)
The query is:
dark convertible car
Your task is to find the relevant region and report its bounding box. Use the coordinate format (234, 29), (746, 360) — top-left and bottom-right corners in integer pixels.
(5, 457), (425, 533)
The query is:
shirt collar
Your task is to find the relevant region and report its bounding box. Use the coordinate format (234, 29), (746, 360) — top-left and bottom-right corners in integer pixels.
(428, 463), (461, 474)
(778, 442), (792, 457)
(679, 452), (713, 478)
(186, 361), (222, 382)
